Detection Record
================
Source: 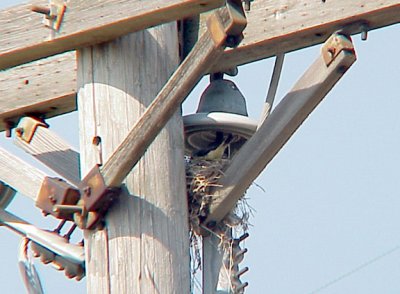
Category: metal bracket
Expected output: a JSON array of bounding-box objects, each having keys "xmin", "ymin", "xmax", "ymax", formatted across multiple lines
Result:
[
  {"xmin": 31, "ymin": 0, "xmax": 66, "ymax": 31},
  {"xmin": 322, "ymin": 33, "xmax": 355, "ymax": 66},
  {"xmin": 36, "ymin": 166, "xmax": 120, "ymax": 229},
  {"xmin": 207, "ymin": 0, "xmax": 246, "ymax": 48},
  {"xmin": 36, "ymin": 177, "xmax": 81, "ymax": 220},
  {"xmin": 15, "ymin": 117, "xmax": 48, "ymax": 143},
  {"xmin": 75, "ymin": 165, "xmax": 120, "ymax": 229}
]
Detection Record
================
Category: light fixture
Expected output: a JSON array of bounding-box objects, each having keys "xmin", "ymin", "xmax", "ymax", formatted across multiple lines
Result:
[{"xmin": 183, "ymin": 73, "xmax": 257, "ymax": 157}]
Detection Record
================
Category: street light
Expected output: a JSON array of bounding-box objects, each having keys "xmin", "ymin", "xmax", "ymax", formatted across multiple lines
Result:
[{"xmin": 183, "ymin": 73, "xmax": 257, "ymax": 158}]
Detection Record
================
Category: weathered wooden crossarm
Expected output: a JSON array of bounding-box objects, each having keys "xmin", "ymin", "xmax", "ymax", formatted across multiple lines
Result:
[
  {"xmin": 1, "ymin": 1, "xmax": 399, "ymax": 132},
  {"xmin": 204, "ymin": 33, "xmax": 357, "ymax": 226},
  {"xmin": 0, "ymin": 147, "xmax": 47, "ymax": 201},
  {"xmin": 0, "ymin": 52, "xmax": 77, "ymax": 132},
  {"xmin": 0, "ymin": 0, "xmax": 224, "ymax": 70},
  {"xmin": 0, "ymin": 208, "xmax": 85, "ymax": 279},
  {"xmin": 14, "ymin": 117, "xmax": 81, "ymax": 185}
]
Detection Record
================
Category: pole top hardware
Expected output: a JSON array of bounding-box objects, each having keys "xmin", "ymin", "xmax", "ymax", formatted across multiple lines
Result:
[
  {"xmin": 209, "ymin": 0, "xmax": 247, "ymax": 48},
  {"xmin": 15, "ymin": 117, "xmax": 48, "ymax": 143},
  {"xmin": 322, "ymin": 33, "xmax": 355, "ymax": 66},
  {"xmin": 31, "ymin": 0, "xmax": 66, "ymax": 32},
  {"xmin": 36, "ymin": 166, "xmax": 120, "ymax": 230},
  {"xmin": 33, "ymin": 0, "xmax": 248, "ymax": 230}
]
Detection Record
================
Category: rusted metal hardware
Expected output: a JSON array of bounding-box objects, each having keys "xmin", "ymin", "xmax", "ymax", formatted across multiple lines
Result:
[
  {"xmin": 15, "ymin": 116, "xmax": 48, "ymax": 143},
  {"xmin": 4, "ymin": 121, "xmax": 14, "ymax": 138},
  {"xmin": 208, "ymin": 0, "xmax": 247, "ymax": 48},
  {"xmin": 75, "ymin": 165, "xmax": 120, "ymax": 229},
  {"xmin": 36, "ymin": 166, "xmax": 120, "ymax": 229},
  {"xmin": 31, "ymin": 0, "xmax": 66, "ymax": 31},
  {"xmin": 322, "ymin": 33, "xmax": 355, "ymax": 66},
  {"xmin": 36, "ymin": 177, "xmax": 80, "ymax": 220}
]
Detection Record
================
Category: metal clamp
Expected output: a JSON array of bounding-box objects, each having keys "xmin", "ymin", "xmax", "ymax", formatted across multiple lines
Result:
[
  {"xmin": 31, "ymin": 0, "xmax": 66, "ymax": 31},
  {"xmin": 322, "ymin": 33, "xmax": 355, "ymax": 66},
  {"xmin": 207, "ymin": 0, "xmax": 247, "ymax": 48},
  {"xmin": 15, "ymin": 117, "xmax": 48, "ymax": 143},
  {"xmin": 36, "ymin": 166, "xmax": 120, "ymax": 230}
]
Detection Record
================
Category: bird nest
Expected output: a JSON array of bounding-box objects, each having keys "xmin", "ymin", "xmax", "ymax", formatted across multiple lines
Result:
[{"xmin": 185, "ymin": 157, "xmax": 252, "ymax": 275}]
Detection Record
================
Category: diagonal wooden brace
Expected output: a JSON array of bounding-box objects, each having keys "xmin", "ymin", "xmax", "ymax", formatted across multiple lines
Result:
[{"xmin": 203, "ymin": 33, "xmax": 357, "ymax": 229}]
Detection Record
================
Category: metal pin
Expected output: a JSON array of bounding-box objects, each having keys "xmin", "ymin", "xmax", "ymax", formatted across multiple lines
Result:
[
  {"xmin": 31, "ymin": 5, "xmax": 51, "ymax": 17},
  {"xmin": 361, "ymin": 24, "xmax": 369, "ymax": 41},
  {"xmin": 53, "ymin": 204, "xmax": 84, "ymax": 214},
  {"xmin": 243, "ymin": 0, "xmax": 253, "ymax": 11},
  {"xmin": 63, "ymin": 223, "xmax": 77, "ymax": 241},
  {"xmin": 4, "ymin": 121, "xmax": 14, "ymax": 138},
  {"xmin": 53, "ymin": 219, "xmax": 67, "ymax": 234}
]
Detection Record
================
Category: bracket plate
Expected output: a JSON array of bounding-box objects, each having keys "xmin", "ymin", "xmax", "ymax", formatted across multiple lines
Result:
[
  {"xmin": 15, "ymin": 117, "xmax": 48, "ymax": 143},
  {"xmin": 322, "ymin": 33, "xmax": 355, "ymax": 66}
]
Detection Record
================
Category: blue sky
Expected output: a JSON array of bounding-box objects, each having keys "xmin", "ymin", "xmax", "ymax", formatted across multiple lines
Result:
[{"xmin": 1, "ymin": 1, "xmax": 400, "ymax": 293}]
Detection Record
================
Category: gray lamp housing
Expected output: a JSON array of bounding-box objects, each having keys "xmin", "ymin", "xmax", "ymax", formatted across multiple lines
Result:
[{"xmin": 183, "ymin": 77, "xmax": 257, "ymax": 157}]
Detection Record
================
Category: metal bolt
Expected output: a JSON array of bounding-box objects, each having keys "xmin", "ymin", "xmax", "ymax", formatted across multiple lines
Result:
[
  {"xmin": 92, "ymin": 136, "xmax": 101, "ymax": 146},
  {"xmin": 84, "ymin": 186, "xmax": 91, "ymax": 197},
  {"xmin": 4, "ymin": 121, "xmax": 14, "ymax": 138},
  {"xmin": 243, "ymin": 0, "xmax": 251, "ymax": 11},
  {"xmin": 15, "ymin": 127, "xmax": 24, "ymax": 137},
  {"xmin": 31, "ymin": 5, "xmax": 51, "ymax": 17},
  {"xmin": 53, "ymin": 204, "xmax": 84, "ymax": 214},
  {"xmin": 49, "ymin": 194, "xmax": 57, "ymax": 204},
  {"xmin": 361, "ymin": 24, "xmax": 368, "ymax": 41}
]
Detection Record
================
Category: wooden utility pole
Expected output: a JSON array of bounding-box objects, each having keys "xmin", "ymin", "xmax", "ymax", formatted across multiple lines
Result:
[{"xmin": 77, "ymin": 22, "xmax": 190, "ymax": 293}]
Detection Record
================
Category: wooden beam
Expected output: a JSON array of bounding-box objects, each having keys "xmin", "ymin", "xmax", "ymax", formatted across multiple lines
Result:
[
  {"xmin": 217, "ymin": 0, "xmax": 400, "ymax": 71},
  {"xmin": 14, "ymin": 117, "xmax": 81, "ymax": 185},
  {"xmin": 0, "ymin": 52, "xmax": 77, "ymax": 132},
  {"xmin": 78, "ymin": 23, "xmax": 191, "ymax": 293},
  {"xmin": 1, "ymin": 0, "xmax": 399, "ymax": 128},
  {"xmin": 0, "ymin": 147, "xmax": 47, "ymax": 201},
  {"xmin": 0, "ymin": 0, "xmax": 224, "ymax": 70},
  {"xmin": 205, "ymin": 36, "xmax": 357, "ymax": 224}
]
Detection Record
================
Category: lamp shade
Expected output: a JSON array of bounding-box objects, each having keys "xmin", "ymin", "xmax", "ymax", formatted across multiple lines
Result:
[{"xmin": 183, "ymin": 78, "xmax": 257, "ymax": 157}]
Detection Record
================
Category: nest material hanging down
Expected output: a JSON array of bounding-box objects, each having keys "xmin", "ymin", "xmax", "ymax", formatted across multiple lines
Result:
[
  {"xmin": 186, "ymin": 157, "xmax": 253, "ymax": 292},
  {"xmin": 186, "ymin": 158, "xmax": 251, "ymax": 235}
]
